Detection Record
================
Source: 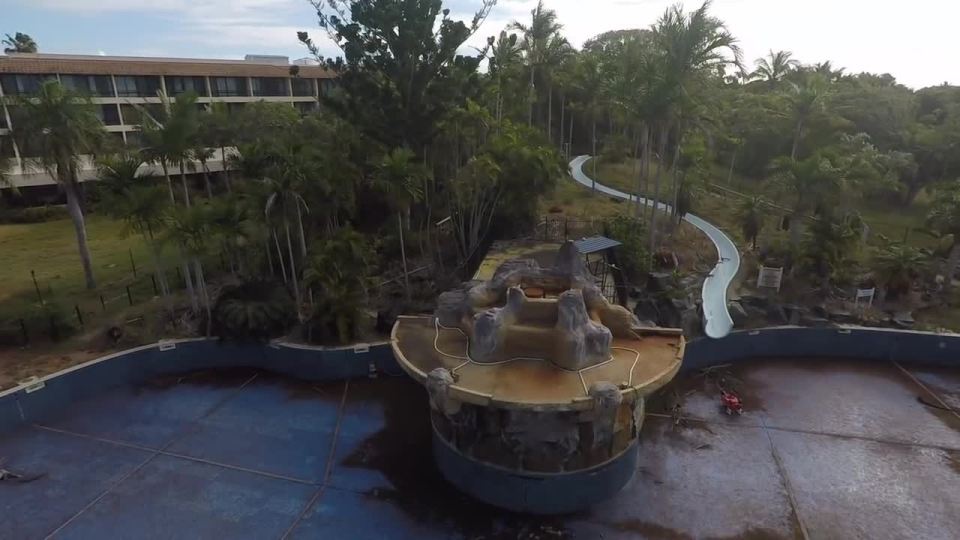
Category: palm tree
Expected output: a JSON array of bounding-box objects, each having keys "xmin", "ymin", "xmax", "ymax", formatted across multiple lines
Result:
[
  {"xmin": 262, "ymin": 146, "xmax": 312, "ymax": 313},
  {"xmin": 9, "ymin": 80, "xmax": 105, "ymax": 289},
  {"xmin": 166, "ymin": 203, "xmax": 215, "ymax": 331},
  {"xmin": 139, "ymin": 91, "xmax": 200, "ymax": 205},
  {"xmin": 752, "ymin": 50, "xmax": 799, "ymax": 86},
  {"xmin": 204, "ymin": 101, "xmax": 236, "ymax": 192},
  {"xmin": 771, "ymin": 153, "xmax": 842, "ymax": 245},
  {"xmin": 509, "ymin": 0, "xmax": 568, "ymax": 129},
  {"xmin": 3, "ymin": 32, "xmax": 38, "ymax": 53},
  {"xmin": 303, "ymin": 227, "xmax": 374, "ymax": 343},
  {"xmin": 737, "ymin": 196, "xmax": 765, "ymax": 249},
  {"xmin": 786, "ymin": 74, "xmax": 830, "ymax": 160},
  {"xmin": 871, "ymin": 239, "xmax": 926, "ymax": 300},
  {"xmin": 373, "ymin": 147, "xmax": 426, "ymax": 301},
  {"xmin": 927, "ymin": 183, "xmax": 960, "ymax": 287},
  {"xmin": 98, "ymin": 154, "xmax": 174, "ymax": 314},
  {"xmin": 646, "ymin": 1, "xmax": 740, "ymax": 251},
  {"xmin": 814, "ymin": 61, "xmax": 845, "ymax": 82},
  {"xmin": 489, "ymin": 31, "xmax": 523, "ymax": 123}
]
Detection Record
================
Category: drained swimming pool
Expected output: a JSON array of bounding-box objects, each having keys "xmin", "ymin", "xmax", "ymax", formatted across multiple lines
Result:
[{"xmin": 1, "ymin": 356, "xmax": 958, "ymax": 539}]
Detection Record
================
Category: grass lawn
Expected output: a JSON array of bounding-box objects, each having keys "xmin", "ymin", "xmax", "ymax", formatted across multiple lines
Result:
[{"xmin": 0, "ymin": 214, "xmax": 176, "ymax": 331}]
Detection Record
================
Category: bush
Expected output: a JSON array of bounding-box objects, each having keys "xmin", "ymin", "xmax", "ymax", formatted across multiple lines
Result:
[
  {"xmin": 605, "ymin": 216, "xmax": 650, "ymax": 281},
  {"xmin": 600, "ymin": 133, "xmax": 632, "ymax": 164},
  {"xmin": 211, "ymin": 280, "xmax": 295, "ymax": 342},
  {"xmin": 0, "ymin": 205, "xmax": 69, "ymax": 224}
]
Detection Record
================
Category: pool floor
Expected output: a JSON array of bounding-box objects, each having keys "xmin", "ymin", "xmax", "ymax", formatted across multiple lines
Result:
[{"xmin": 1, "ymin": 358, "xmax": 959, "ymax": 539}]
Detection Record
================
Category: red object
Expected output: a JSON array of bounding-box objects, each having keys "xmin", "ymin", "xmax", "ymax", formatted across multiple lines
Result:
[{"xmin": 720, "ymin": 391, "xmax": 743, "ymax": 415}]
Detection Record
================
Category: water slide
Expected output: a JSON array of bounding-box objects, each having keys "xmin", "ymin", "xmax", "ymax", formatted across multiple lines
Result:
[{"xmin": 569, "ymin": 155, "xmax": 740, "ymax": 338}]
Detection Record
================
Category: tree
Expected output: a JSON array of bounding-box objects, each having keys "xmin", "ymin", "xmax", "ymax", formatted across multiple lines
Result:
[
  {"xmin": 510, "ymin": 0, "xmax": 572, "ymax": 135},
  {"xmin": 373, "ymin": 147, "xmax": 426, "ymax": 300},
  {"xmin": 166, "ymin": 203, "xmax": 216, "ymax": 332},
  {"xmin": 300, "ymin": 0, "xmax": 495, "ymax": 155},
  {"xmin": 9, "ymin": 80, "xmax": 105, "ymax": 289},
  {"xmin": 97, "ymin": 153, "xmax": 174, "ymax": 314},
  {"xmin": 646, "ymin": 1, "xmax": 740, "ymax": 250},
  {"xmin": 488, "ymin": 31, "xmax": 524, "ymax": 123},
  {"xmin": 3, "ymin": 32, "xmax": 37, "ymax": 53},
  {"xmin": 771, "ymin": 153, "xmax": 843, "ymax": 245},
  {"xmin": 140, "ymin": 91, "xmax": 200, "ymax": 205},
  {"xmin": 737, "ymin": 196, "xmax": 765, "ymax": 249},
  {"xmin": 871, "ymin": 238, "xmax": 927, "ymax": 300},
  {"xmin": 927, "ymin": 182, "xmax": 960, "ymax": 287},
  {"xmin": 786, "ymin": 74, "xmax": 831, "ymax": 160},
  {"xmin": 752, "ymin": 50, "xmax": 799, "ymax": 86},
  {"xmin": 303, "ymin": 227, "xmax": 375, "ymax": 343},
  {"xmin": 204, "ymin": 101, "xmax": 237, "ymax": 192}
]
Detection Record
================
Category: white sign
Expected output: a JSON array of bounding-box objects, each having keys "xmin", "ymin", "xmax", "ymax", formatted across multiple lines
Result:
[
  {"xmin": 855, "ymin": 288, "xmax": 875, "ymax": 308},
  {"xmin": 757, "ymin": 266, "xmax": 784, "ymax": 291}
]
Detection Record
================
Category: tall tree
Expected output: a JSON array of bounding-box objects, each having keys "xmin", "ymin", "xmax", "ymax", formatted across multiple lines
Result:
[
  {"xmin": 10, "ymin": 80, "xmax": 104, "ymax": 288},
  {"xmin": 3, "ymin": 32, "xmax": 37, "ymax": 53},
  {"xmin": 300, "ymin": 0, "xmax": 495, "ymax": 155},
  {"xmin": 752, "ymin": 50, "xmax": 799, "ymax": 86},
  {"xmin": 140, "ymin": 91, "xmax": 200, "ymax": 205},
  {"xmin": 373, "ymin": 147, "xmax": 426, "ymax": 300},
  {"xmin": 509, "ymin": 0, "xmax": 571, "ymax": 132}
]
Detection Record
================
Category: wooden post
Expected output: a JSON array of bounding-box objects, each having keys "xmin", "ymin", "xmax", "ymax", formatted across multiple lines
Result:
[
  {"xmin": 126, "ymin": 285, "xmax": 134, "ymax": 306},
  {"xmin": 75, "ymin": 304, "xmax": 84, "ymax": 327},
  {"xmin": 19, "ymin": 318, "xmax": 28, "ymax": 345},
  {"xmin": 31, "ymin": 270, "xmax": 44, "ymax": 305},
  {"xmin": 129, "ymin": 248, "xmax": 137, "ymax": 278},
  {"xmin": 100, "ymin": 294, "xmax": 106, "ymax": 311}
]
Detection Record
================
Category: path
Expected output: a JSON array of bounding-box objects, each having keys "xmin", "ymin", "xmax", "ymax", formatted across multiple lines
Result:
[{"xmin": 569, "ymin": 155, "xmax": 740, "ymax": 338}]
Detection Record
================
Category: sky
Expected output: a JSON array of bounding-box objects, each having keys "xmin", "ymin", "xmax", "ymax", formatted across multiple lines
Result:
[{"xmin": 1, "ymin": 0, "xmax": 956, "ymax": 89}]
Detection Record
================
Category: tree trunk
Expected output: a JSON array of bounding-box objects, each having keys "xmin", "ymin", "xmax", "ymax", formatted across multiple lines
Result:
[
  {"xmin": 265, "ymin": 238, "xmax": 275, "ymax": 277},
  {"xmin": 161, "ymin": 161, "xmax": 175, "ymax": 203},
  {"xmin": 63, "ymin": 179, "xmax": 97, "ymax": 289},
  {"xmin": 273, "ymin": 229, "xmax": 288, "ymax": 284},
  {"xmin": 591, "ymin": 117, "xmax": 597, "ymax": 186},
  {"xmin": 789, "ymin": 212, "xmax": 803, "ymax": 246},
  {"xmin": 399, "ymin": 212, "xmax": 411, "ymax": 302},
  {"xmin": 202, "ymin": 164, "xmax": 213, "ymax": 198},
  {"xmin": 649, "ymin": 123, "xmax": 668, "ymax": 255},
  {"xmin": 642, "ymin": 126, "xmax": 651, "ymax": 222},
  {"xmin": 568, "ymin": 108, "xmax": 574, "ymax": 154},
  {"xmin": 285, "ymin": 219, "xmax": 302, "ymax": 315},
  {"xmin": 559, "ymin": 95, "xmax": 565, "ymax": 154},
  {"xmin": 220, "ymin": 145, "xmax": 233, "ymax": 193},
  {"xmin": 547, "ymin": 85, "xmax": 553, "ymax": 144},
  {"xmin": 727, "ymin": 146, "xmax": 738, "ymax": 185},
  {"xmin": 791, "ymin": 118, "xmax": 804, "ymax": 161},
  {"xmin": 527, "ymin": 65, "xmax": 535, "ymax": 127},
  {"xmin": 295, "ymin": 201, "xmax": 308, "ymax": 258},
  {"xmin": 179, "ymin": 161, "xmax": 191, "ymax": 207},
  {"xmin": 181, "ymin": 253, "xmax": 198, "ymax": 314}
]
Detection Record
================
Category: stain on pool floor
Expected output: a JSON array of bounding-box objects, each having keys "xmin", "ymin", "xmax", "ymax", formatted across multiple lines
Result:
[{"xmin": 1, "ymin": 359, "xmax": 959, "ymax": 539}]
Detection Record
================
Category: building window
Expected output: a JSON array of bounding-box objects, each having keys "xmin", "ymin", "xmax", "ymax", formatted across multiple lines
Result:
[
  {"xmin": 211, "ymin": 77, "xmax": 248, "ymax": 97},
  {"xmin": 251, "ymin": 77, "xmax": 287, "ymax": 97},
  {"xmin": 114, "ymin": 75, "xmax": 161, "ymax": 97},
  {"xmin": 119, "ymin": 104, "xmax": 162, "ymax": 126},
  {"xmin": 291, "ymin": 77, "xmax": 314, "ymax": 97},
  {"xmin": 165, "ymin": 76, "xmax": 207, "ymax": 97},
  {"xmin": 124, "ymin": 131, "xmax": 143, "ymax": 149},
  {"xmin": 99, "ymin": 104, "xmax": 122, "ymax": 126},
  {"xmin": 60, "ymin": 74, "xmax": 113, "ymax": 97},
  {"xmin": 226, "ymin": 102, "xmax": 246, "ymax": 115},
  {"xmin": 0, "ymin": 74, "xmax": 56, "ymax": 96},
  {"xmin": 319, "ymin": 79, "xmax": 335, "ymax": 96}
]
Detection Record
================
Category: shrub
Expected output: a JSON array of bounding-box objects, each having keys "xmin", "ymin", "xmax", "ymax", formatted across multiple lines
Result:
[
  {"xmin": 605, "ymin": 216, "xmax": 649, "ymax": 281},
  {"xmin": 211, "ymin": 280, "xmax": 295, "ymax": 342},
  {"xmin": 0, "ymin": 205, "xmax": 69, "ymax": 224}
]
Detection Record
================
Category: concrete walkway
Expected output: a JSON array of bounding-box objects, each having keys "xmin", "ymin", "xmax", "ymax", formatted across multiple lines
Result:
[{"xmin": 569, "ymin": 155, "xmax": 740, "ymax": 338}]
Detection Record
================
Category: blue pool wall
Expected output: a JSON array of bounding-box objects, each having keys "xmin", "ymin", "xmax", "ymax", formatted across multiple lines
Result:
[{"xmin": 3, "ymin": 325, "xmax": 960, "ymax": 436}]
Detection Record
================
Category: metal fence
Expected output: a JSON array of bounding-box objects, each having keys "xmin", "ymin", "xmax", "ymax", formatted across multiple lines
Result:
[{"xmin": 534, "ymin": 215, "xmax": 607, "ymax": 243}]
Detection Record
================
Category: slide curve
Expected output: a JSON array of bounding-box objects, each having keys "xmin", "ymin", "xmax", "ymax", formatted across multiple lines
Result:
[{"xmin": 569, "ymin": 155, "xmax": 740, "ymax": 339}]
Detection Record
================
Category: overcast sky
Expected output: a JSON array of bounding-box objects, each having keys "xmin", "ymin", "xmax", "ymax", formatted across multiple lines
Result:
[{"xmin": 3, "ymin": 0, "xmax": 955, "ymax": 89}]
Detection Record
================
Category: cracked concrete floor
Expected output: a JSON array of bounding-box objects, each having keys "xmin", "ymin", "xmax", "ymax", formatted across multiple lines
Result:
[{"xmin": 0, "ymin": 358, "xmax": 958, "ymax": 539}]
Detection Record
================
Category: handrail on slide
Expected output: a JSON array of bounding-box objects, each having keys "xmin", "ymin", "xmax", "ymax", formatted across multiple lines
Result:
[{"xmin": 568, "ymin": 155, "xmax": 740, "ymax": 338}]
